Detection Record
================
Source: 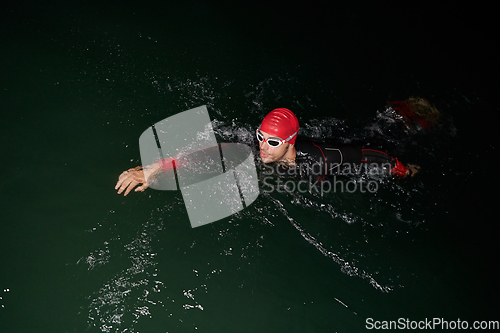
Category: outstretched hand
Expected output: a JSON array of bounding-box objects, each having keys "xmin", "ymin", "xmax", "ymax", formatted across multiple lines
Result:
[{"xmin": 115, "ymin": 166, "xmax": 149, "ymax": 196}]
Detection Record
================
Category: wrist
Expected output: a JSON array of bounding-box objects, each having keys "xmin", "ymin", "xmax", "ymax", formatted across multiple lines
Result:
[{"xmin": 391, "ymin": 159, "xmax": 408, "ymax": 177}]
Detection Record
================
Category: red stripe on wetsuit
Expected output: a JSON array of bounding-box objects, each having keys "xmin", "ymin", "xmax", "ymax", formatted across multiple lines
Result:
[{"xmin": 361, "ymin": 149, "xmax": 408, "ymax": 177}]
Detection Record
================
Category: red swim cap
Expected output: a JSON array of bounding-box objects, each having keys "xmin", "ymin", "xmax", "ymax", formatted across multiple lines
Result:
[{"xmin": 259, "ymin": 108, "xmax": 299, "ymax": 145}]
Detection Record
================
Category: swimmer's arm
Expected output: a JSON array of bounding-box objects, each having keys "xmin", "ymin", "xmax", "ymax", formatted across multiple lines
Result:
[
  {"xmin": 115, "ymin": 156, "xmax": 180, "ymax": 196},
  {"xmin": 361, "ymin": 149, "xmax": 419, "ymax": 177}
]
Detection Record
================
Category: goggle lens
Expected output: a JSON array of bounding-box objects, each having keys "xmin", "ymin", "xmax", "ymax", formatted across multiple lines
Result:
[{"xmin": 256, "ymin": 131, "xmax": 283, "ymax": 147}]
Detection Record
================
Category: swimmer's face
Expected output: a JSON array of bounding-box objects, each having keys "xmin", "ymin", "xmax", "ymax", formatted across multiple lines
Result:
[{"xmin": 258, "ymin": 130, "xmax": 292, "ymax": 163}]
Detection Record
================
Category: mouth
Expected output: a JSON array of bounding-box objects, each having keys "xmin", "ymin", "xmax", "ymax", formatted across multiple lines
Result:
[{"xmin": 260, "ymin": 151, "xmax": 269, "ymax": 158}]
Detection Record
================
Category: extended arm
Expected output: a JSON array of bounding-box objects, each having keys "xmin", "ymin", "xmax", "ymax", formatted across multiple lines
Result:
[
  {"xmin": 115, "ymin": 156, "xmax": 182, "ymax": 196},
  {"xmin": 361, "ymin": 149, "xmax": 419, "ymax": 177}
]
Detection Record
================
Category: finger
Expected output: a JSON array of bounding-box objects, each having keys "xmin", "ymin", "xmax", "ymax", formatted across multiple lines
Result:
[
  {"xmin": 116, "ymin": 173, "xmax": 133, "ymax": 190},
  {"xmin": 118, "ymin": 171, "xmax": 129, "ymax": 180},
  {"xmin": 116, "ymin": 170, "xmax": 133, "ymax": 189},
  {"xmin": 116, "ymin": 167, "xmax": 142, "ymax": 189},
  {"xmin": 117, "ymin": 177, "xmax": 135, "ymax": 195},
  {"xmin": 123, "ymin": 180, "xmax": 139, "ymax": 196},
  {"xmin": 115, "ymin": 177, "xmax": 125, "ymax": 190},
  {"xmin": 135, "ymin": 183, "xmax": 150, "ymax": 192}
]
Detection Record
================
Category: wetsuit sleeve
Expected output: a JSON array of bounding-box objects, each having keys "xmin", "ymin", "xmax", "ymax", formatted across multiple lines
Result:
[
  {"xmin": 160, "ymin": 157, "xmax": 177, "ymax": 173},
  {"xmin": 361, "ymin": 149, "xmax": 408, "ymax": 177},
  {"xmin": 159, "ymin": 145, "xmax": 222, "ymax": 174}
]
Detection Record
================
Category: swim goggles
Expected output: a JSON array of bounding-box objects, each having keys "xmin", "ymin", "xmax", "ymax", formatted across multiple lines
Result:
[{"xmin": 256, "ymin": 127, "xmax": 297, "ymax": 148}]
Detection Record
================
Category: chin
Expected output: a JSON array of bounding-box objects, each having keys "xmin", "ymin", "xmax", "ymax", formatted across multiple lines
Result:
[{"xmin": 260, "ymin": 154, "xmax": 275, "ymax": 163}]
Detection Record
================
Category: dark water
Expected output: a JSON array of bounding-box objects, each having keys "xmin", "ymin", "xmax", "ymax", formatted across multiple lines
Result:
[{"xmin": 1, "ymin": 1, "xmax": 498, "ymax": 332}]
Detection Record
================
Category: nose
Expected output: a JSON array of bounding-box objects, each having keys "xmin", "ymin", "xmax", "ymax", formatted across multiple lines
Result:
[{"xmin": 260, "ymin": 140, "xmax": 271, "ymax": 151}]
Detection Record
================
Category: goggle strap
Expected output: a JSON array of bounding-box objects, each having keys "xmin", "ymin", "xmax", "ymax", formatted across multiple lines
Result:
[
  {"xmin": 257, "ymin": 126, "xmax": 297, "ymax": 143},
  {"xmin": 285, "ymin": 131, "xmax": 297, "ymax": 142}
]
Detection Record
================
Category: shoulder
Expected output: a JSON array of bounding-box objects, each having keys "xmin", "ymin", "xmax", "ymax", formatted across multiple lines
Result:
[
  {"xmin": 294, "ymin": 136, "xmax": 348, "ymax": 154},
  {"xmin": 295, "ymin": 136, "xmax": 363, "ymax": 163},
  {"xmin": 294, "ymin": 137, "xmax": 323, "ymax": 154}
]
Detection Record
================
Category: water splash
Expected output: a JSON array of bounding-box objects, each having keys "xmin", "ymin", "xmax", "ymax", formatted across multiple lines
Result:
[
  {"xmin": 269, "ymin": 194, "xmax": 393, "ymax": 292},
  {"xmin": 85, "ymin": 220, "xmax": 160, "ymax": 332}
]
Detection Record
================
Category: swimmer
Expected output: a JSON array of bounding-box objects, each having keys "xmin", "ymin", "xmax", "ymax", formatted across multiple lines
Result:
[
  {"xmin": 116, "ymin": 108, "xmax": 419, "ymax": 196},
  {"xmin": 255, "ymin": 108, "xmax": 419, "ymax": 183}
]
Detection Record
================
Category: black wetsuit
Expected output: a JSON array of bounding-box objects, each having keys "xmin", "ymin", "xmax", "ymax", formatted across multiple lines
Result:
[{"xmin": 270, "ymin": 137, "xmax": 407, "ymax": 182}]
